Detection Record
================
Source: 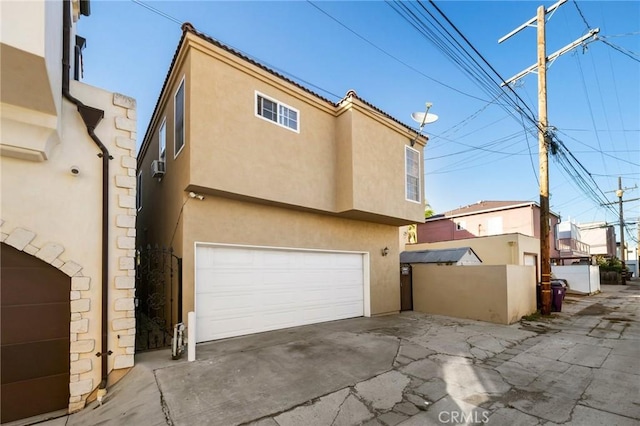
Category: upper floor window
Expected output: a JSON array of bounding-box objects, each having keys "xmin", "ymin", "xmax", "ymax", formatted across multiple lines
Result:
[
  {"xmin": 174, "ymin": 78, "xmax": 185, "ymax": 158},
  {"xmin": 405, "ymin": 146, "xmax": 421, "ymax": 203},
  {"xmin": 255, "ymin": 91, "xmax": 299, "ymax": 132},
  {"xmin": 159, "ymin": 118, "xmax": 166, "ymax": 162},
  {"xmin": 136, "ymin": 172, "xmax": 142, "ymax": 211}
]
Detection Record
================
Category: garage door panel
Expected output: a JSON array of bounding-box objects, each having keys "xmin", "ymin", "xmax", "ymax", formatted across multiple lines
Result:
[
  {"xmin": 197, "ymin": 316, "xmax": 253, "ymax": 341},
  {"xmin": 1, "ymin": 268, "xmax": 70, "ymax": 305},
  {"xmin": 263, "ymin": 250, "xmax": 293, "ymax": 266},
  {"xmin": 261, "ymin": 290, "xmax": 298, "ymax": 306},
  {"xmin": 261, "ymin": 309, "xmax": 304, "ymax": 328},
  {"xmin": 334, "ymin": 269, "xmax": 364, "ymax": 281},
  {"xmin": 1, "ymin": 373, "xmax": 69, "ymax": 424},
  {"xmin": 198, "ymin": 270, "xmax": 258, "ymax": 290},
  {"xmin": 197, "ymin": 293, "xmax": 254, "ymax": 312},
  {"xmin": 1, "ymin": 339, "xmax": 69, "ymax": 384},
  {"xmin": 1, "ymin": 243, "xmax": 70, "ymax": 423},
  {"xmin": 1, "ymin": 303, "xmax": 70, "ymax": 345},
  {"xmin": 263, "ymin": 271, "xmax": 296, "ymax": 285},
  {"xmin": 334, "ymin": 255, "xmax": 363, "ymax": 268},
  {"xmin": 196, "ymin": 246, "xmax": 365, "ymax": 342},
  {"xmin": 330, "ymin": 287, "xmax": 364, "ymax": 302}
]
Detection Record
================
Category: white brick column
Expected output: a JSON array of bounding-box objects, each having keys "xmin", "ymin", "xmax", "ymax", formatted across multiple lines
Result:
[{"xmin": 111, "ymin": 92, "xmax": 138, "ymax": 372}]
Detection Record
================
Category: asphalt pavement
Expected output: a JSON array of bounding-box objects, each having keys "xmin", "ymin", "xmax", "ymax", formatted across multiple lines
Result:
[{"xmin": 30, "ymin": 282, "xmax": 640, "ymax": 426}]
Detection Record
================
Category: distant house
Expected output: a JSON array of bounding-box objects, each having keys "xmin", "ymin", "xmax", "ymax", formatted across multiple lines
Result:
[
  {"xmin": 1, "ymin": 0, "xmax": 137, "ymax": 422},
  {"xmin": 556, "ymin": 221, "xmax": 590, "ymax": 262},
  {"xmin": 414, "ymin": 201, "xmax": 561, "ymax": 281},
  {"xmin": 417, "ymin": 200, "xmax": 560, "ymax": 250},
  {"xmin": 578, "ymin": 222, "xmax": 616, "ymax": 258},
  {"xmin": 136, "ymin": 24, "xmax": 425, "ymax": 344}
]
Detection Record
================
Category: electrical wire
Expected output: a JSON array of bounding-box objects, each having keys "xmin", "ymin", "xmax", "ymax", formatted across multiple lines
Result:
[
  {"xmin": 386, "ymin": 0, "xmax": 539, "ymax": 131},
  {"xmin": 131, "ymin": 0, "xmax": 183, "ymax": 25},
  {"xmin": 305, "ymin": 0, "xmax": 492, "ymax": 102},
  {"xmin": 572, "ymin": 0, "xmax": 591, "ymax": 31},
  {"xmin": 597, "ymin": 38, "xmax": 640, "ymax": 63},
  {"xmin": 556, "ymin": 130, "xmax": 640, "ymax": 167}
]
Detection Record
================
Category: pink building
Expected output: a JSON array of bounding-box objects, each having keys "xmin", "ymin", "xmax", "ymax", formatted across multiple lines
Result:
[{"xmin": 417, "ymin": 201, "xmax": 560, "ymax": 259}]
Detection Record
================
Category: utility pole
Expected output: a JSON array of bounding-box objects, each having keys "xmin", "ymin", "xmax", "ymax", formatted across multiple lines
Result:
[
  {"xmin": 499, "ymin": 0, "xmax": 599, "ymax": 315},
  {"xmin": 603, "ymin": 178, "xmax": 639, "ymax": 284},
  {"xmin": 536, "ymin": 6, "xmax": 552, "ymax": 315},
  {"xmin": 617, "ymin": 177, "xmax": 626, "ymax": 284}
]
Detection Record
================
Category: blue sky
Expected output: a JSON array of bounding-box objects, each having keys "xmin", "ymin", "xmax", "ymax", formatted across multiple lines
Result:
[{"xmin": 78, "ymin": 1, "xmax": 640, "ymax": 248}]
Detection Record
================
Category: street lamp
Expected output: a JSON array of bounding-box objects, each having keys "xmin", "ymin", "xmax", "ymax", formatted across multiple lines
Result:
[{"xmin": 410, "ymin": 102, "xmax": 439, "ymax": 146}]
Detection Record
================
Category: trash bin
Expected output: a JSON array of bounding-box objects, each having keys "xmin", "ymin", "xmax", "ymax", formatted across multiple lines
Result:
[{"xmin": 551, "ymin": 281, "xmax": 566, "ymax": 312}]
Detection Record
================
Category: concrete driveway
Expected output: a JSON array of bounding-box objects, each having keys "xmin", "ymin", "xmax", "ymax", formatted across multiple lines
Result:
[{"xmin": 37, "ymin": 284, "xmax": 640, "ymax": 426}]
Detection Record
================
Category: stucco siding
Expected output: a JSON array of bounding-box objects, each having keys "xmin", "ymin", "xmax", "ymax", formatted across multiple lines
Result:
[
  {"xmin": 412, "ymin": 264, "xmax": 535, "ymax": 324},
  {"xmin": 136, "ymin": 55, "xmax": 192, "ymax": 256},
  {"xmin": 348, "ymin": 107, "xmax": 423, "ymax": 222},
  {"xmin": 188, "ymin": 41, "xmax": 337, "ymax": 212},
  {"xmin": 506, "ymin": 265, "xmax": 537, "ymax": 323},
  {"xmin": 138, "ymin": 32, "xmax": 426, "ymax": 226}
]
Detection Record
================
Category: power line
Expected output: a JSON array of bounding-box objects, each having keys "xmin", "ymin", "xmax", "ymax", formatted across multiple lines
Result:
[
  {"xmin": 598, "ymin": 38, "xmax": 640, "ymax": 63},
  {"xmin": 131, "ymin": 0, "xmax": 182, "ymax": 25},
  {"xmin": 305, "ymin": 0, "xmax": 491, "ymax": 102},
  {"xmin": 561, "ymin": 128, "xmax": 639, "ymax": 132},
  {"xmin": 386, "ymin": 0, "xmax": 539, "ymax": 132},
  {"xmin": 572, "ymin": 44, "xmax": 611, "ymax": 180},
  {"xmin": 426, "ymin": 129, "xmax": 533, "ymax": 160},
  {"xmin": 425, "ymin": 0, "xmax": 541, "ymax": 128},
  {"xmin": 572, "ymin": 0, "xmax": 591, "ymax": 30},
  {"xmin": 556, "ymin": 129, "xmax": 640, "ymax": 167}
]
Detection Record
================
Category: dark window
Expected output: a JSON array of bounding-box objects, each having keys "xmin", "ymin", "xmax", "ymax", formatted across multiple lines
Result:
[{"xmin": 174, "ymin": 79, "xmax": 185, "ymax": 157}]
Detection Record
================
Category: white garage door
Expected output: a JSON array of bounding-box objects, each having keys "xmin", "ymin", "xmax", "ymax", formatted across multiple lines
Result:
[{"xmin": 195, "ymin": 245, "xmax": 365, "ymax": 342}]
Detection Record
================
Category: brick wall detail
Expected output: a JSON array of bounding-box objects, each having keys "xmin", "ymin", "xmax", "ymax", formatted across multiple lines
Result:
[{"xmin": 111, "ymin": 92, "xmax": 137, "ymax": 373}]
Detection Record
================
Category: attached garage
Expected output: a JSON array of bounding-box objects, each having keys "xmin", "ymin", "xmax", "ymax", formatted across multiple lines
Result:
[
  {"xmin": 1, "ymin": 243, "xmax": 70, "ymax": 423},
  {"xmin": 195, "ymin": 244, "xmax": 368, "ymax": 342}
]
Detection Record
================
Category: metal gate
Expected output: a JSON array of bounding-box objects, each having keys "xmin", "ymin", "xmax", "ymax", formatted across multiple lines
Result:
[{"xmin": 135, "ymin": 246, "xmax": 182, "ymax": 352}]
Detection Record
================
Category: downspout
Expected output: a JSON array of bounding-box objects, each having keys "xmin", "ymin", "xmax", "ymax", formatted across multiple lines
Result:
[{"xmin": 63, "ymin": 0, "xmax": 111, "ymax": 391}]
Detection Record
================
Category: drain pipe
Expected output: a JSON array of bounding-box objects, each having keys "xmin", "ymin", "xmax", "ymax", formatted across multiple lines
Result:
[{"xmin": 62, "ymin": 0, "xmax": 111, "ymax": 392}]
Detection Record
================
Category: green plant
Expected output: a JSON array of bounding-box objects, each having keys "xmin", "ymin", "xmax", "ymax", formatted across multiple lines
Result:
[
  {"xmin": 521, "ymin": 311, "xmax": 542, "ymax": 321},
  {"xmin": 596, "ymin": 256, "xmax": 625, "ymax": 273}
]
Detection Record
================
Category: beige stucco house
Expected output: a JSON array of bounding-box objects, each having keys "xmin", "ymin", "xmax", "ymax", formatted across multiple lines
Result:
[
  {"xmin": 137, "ymin": 23, "xmax": 426, "ymax": 344},
  {"xmin": 1, "ymin": 0, "xmax": 137, "ymax": 422}
]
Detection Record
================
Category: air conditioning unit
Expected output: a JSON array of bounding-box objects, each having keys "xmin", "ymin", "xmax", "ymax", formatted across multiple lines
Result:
[{"xmin": 151, "ymin": 160, "xmax": 165, "ymax": 178}]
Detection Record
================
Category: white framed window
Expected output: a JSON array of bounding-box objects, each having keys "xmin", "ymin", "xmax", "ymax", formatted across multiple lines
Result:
[
  {"xmin": 255, "ymin": 91, "xmax": 299, "ymax": 132},
  {"xmin": 405, "ymin": 145, "xmax": 421, "ymax": 203},
  {"xmin": 174, "ymin": 77, "xmax": 185, "ymax": 158},
  {"xmin": 159, "ymin": 118, "xmax": 166, "ymax": 162},
  {"xmin": 136, "ymin": 171, "xmax": 142, "ymax": 211},
  {"xmin": 456, "ymin": 221, "xmax": 466, "ymax": 231}
]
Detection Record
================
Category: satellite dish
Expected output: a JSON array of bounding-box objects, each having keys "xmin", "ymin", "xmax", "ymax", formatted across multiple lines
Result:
[{"xmin": 411, "ymin": 112, "xmax": 439, "ymax": 125}]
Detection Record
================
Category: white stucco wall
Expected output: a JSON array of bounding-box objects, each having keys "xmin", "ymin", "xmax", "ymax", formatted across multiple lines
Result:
[{"xmin": 552, "ymin": 265, "xmax": 601, "ymax": 295}]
